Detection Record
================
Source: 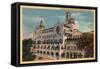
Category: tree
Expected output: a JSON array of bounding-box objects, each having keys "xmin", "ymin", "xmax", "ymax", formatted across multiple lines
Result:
[
  {"xmin": 22, "ymin": 38, "xmax": 35, "ymax": 61},
  {"xmin": 77, "ymin": 32, "xmax": 94, "ymax": 58}
]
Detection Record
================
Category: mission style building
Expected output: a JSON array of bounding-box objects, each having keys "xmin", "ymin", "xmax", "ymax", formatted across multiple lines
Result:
[{"xmin": 30, "ymin": 12, "xmax": 85, "ymax": 60}]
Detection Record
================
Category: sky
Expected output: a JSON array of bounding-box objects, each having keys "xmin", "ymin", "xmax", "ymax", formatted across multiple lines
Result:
[{"xmin": 22, "ymin": 7, "xmax": 94, "ymax": 38}]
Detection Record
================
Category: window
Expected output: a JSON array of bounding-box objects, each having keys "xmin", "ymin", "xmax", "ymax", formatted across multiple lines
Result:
[
  {"xmin": 66, "ymin": 53, "xmax": 69, "ymax": 58},
  {"xmin": 43, "ymin": 51, "xmax": 45, "ymax": 54},
  {"xmin": 56, "ymin": 53, "xmax": 59, "ymax": 59},
  {"xmin": 47, "ymin": 51, "xmax": 49, "ymax": 55},
  {"xmin": 51, "ymin": 52, "xmax": 54, "ymax": 56},
  {"xmin": 61, "ymin": 53, "xmax": 65, "ymax": 58}
]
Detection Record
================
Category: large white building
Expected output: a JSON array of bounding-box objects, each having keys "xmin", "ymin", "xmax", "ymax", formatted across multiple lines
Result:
[{"xmin": 31, "ymin": 12, "xmax": 85, "ymax": 60}]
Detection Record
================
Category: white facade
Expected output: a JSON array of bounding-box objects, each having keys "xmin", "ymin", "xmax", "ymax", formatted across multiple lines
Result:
[{"xmin": 31, "ymin": 12, "xmax": 85, "ymax": 60}]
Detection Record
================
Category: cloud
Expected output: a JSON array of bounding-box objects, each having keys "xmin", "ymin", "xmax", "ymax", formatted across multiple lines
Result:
[
  {"xmin": 71, "ymin": 12, "xmax": 82, "ymax": 16},
  {"xmin": 71, "ymin": 11, "xmax": 94, "ymax": 32},
  {"xmin": 75, "ymin": 20, "xmax": 93, "ymax": 32},
  {"xmin": 75, "ymin": 20, "xmax": 80, "ymax": 28},
  {"xmin": 78, "ymin": 21, "xmax": 93, "ymax": 32}
]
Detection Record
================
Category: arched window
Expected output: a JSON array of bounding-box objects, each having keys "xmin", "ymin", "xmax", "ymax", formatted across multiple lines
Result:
[
  {"xmin": 37, "ymin": 50, "xmax": 39, "ymax": 53},
  {"xmin": 66, "ymin": 52, "xmax": 69, "ymax": 58},
  {"xmin": 40, "ymin": 51, "xmax": 42, "ymax": 54},
  {"xmin": 47, "ymin": 40, "xmax": 49, "ymax": 44},
  {"xmin": 37, "ymin": 40, "xmax": 41, "ymax": 44},
  {"xmin": 47, "ymin": 51, "xmax": 50, "ymax": 55},
  {"xmin": 44, "ymin": 45, "xmax": 46, "ymax": 49},
  {"xmin": 43, "ymin": 51, "xmax": 45, "ymax": 54},
  {"xmin": 33, "ymin": 40, "xmax": 36, "ymax": 44},
  {"xmin": 47, "ymin": 45, "xmax": 50, "ymax": 49},
  {"xmin": 73, "ymin": 53, "xmax": 77, "ymax": 58},
  {"xmin": 56, "ymin": 45, "xmax": 59, "ymax": 50},
  {"xmin": 51, "ymin": 52, "xmax": 54, "ymax": 57},
  {"xmin": 56, "ymin": 53, "xmax": 59, "ymax": 59},
  {"xmin": 61, "ymin": 53, "xmax": 65, "ymax": 58}
]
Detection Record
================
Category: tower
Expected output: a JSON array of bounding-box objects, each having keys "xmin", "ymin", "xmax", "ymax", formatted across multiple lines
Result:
[
  {"xmin": 65, "ymin": 12, "xmax": 75, "ymax": 24},
  {"xmin": 37, "ymin": 16, "xmax": 45, "ymax": 33},
  {"xmin": 65, "ymin": 12, "xmax": 71, "ymax": 24},
  {"xmin": 65, "ymin": 11, "xmax": 77, "ymax": 32}
]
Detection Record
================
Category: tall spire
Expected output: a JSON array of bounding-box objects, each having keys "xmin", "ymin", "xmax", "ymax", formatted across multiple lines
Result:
[
  {"xmin": 65, "ymin": 11, "xmax": 77, "ymax": 31},
  {"xmin": 39, "ymin": 16, "xmax": 45, "ymax": 28},
  {"xmin": 36, "ymin": 16, "xmax": 45, "ymax": 33},
  {"xmin": 66, "ymin": 12, "xmax": 71, "ymax": 22},
  {"xmin": 65, "ymin": 11, "xmax": 75, "ymax": 24}
]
